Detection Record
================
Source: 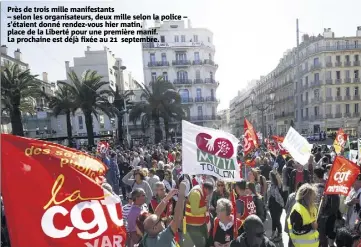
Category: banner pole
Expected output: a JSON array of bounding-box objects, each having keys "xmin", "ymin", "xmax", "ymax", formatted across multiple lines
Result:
[{"xmin": 316, "ymin": 195, "xmax": 324, "ymax": 220}]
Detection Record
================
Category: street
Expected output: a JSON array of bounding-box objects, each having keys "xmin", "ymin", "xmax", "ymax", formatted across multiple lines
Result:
[{"xmin": 264, "ymin": 211, "xmax": 288, "ymax": 247}]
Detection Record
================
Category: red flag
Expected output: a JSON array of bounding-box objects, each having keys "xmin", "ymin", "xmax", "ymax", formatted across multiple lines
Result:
[
  {"xmin": 1, "ymin": 134, "xmax": 126, "ymax": 247},
  {"xmin": 324, "ymin": 156, "xmax": 359, "ymax": 196},
  {"xmin": 271, "ymin": 135, "xmax": 289, "ymax": 155},
  {"xmin": 243, "ymin": 118, "xmax": 259, "ymax": 156},
  {"xmin": 97, "ymin": 141, "xmax": 110, "ymax": 154},
  {"xmin": 230, "ymin": 189, "xmax": 238, "ymax": 238},
  {"xmin": 333, "ymin": 128, "xmax": 348, "ymax": 154}
]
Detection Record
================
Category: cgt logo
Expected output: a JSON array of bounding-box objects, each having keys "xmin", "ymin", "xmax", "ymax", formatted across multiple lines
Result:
[{"xmin": 333, "ymin": 170, "xmax": 352, "ymax": 184}]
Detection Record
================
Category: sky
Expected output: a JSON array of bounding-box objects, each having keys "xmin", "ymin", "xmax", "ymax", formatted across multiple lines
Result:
[{"xmin": 1, "ymin": 0, "xmax": 361, "ymax": 110}]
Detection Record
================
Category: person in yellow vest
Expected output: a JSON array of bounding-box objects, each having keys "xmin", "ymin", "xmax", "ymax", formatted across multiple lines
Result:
[
  {"xmin": 184, "ymin": 181, "xmax": 214, "ymax": 247},
  {"xmin": 287, "ymin": 183, "xmax": 319, "ymax": 247}
]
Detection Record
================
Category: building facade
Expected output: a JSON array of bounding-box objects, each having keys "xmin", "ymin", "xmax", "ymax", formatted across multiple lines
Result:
[
  {"xmin": 141, "ymin": 20, "xmax": 221, "ymax": 128},
  {"xmin": 230, "ymin": 27, "xmax": 361, "ymax": 138},
  {"xmin": 217, "ymin": 108, "xmax": 230, "ymax": 132}
]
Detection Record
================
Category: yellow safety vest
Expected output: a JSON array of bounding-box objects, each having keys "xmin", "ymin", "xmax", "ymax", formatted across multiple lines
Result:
[{"xmin": 287, "ymin": 202, "xmax": 319, "ymax": 247}]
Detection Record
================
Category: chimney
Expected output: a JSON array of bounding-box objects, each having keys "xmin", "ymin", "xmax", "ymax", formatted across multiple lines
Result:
[
  {"xmin": 323, "ymin": 28, "xmax": 334, "ymax": 38},
  {"xmin": 1, "ymin": 45, "xmax": 8, "ymax": 55},
  {"xmin": 86, "ymin": 46, "xmax": 91, "ymax": 51},
  {"xmin": 42, "ymin": 72, "xmax": 48, "ymax": 82},
  {"xmin": 357, "ymin": 26, "xmax": 361, "ymax": 37},
  {"xmin": 14, "ymin": 48, "xmax": 22, "ymax": 61}
]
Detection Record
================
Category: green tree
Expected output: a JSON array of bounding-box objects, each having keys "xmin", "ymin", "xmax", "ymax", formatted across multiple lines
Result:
[
  {"xmin": 48, "ymin": 85, "xmax": 76, "ymax": 147},
  {"xmin": 1, "ymin": 63, "xmax": 41, "ymax": 136},
  {"xmin": 129, "ymin": 78, "xmax": 184, "ymax": 143},
  {"xmin": 59, "ymin": 70, "xmax": 113, "ymax": 149}
]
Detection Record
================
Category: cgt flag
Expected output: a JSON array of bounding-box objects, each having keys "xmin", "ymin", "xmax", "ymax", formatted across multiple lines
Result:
[
  {"xmin": 1, "ymin": 134, "xmax": 126, "ymax": 247},
  {"xmin": 324, "ymin": 156, "xmax": 359, "ymax": 196}
]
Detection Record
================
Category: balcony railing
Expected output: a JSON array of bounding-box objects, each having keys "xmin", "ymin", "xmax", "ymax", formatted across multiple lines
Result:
[
  {"xmin": 354, "ymin": 78, "xmax": 360, "ymax": 83},
  {"xmin": 344, "ymin": 95, "xmax": 351, "ymax": 101},
  {"xmin": 190, "ymin": 115, "xmax": 219, "ymax": 121},
  {"xmin": 275, "ymin": 112, "xmax": 294, "ymax": 119},
  {"xmin": 192, "ymin": 60, "xmax": 203, "ymax": 65},
  {"xmin": 335, "ymin": 113, "xmax": 342, "ymax": 118},
  {"xmin": 325, "ymin": 79, "xmax": 333, "ymax": 84},
  {"xmin": 335, "ymin": 96, "xmax": 342, "ymax": 101},
  {"xmin": 326, "ymin": 96, "xmax": 334, "ymax": 101},
  {"xmin": 181, "ymin": 98, "xmax": 194, "ymax": 104},
  {"xmin": 354, "ymin": 95, "xmax": 360, "ymax": 100},
  {"xmin": 335, "ymin": 61, "xmax": 342, "ymax": 67},
  {"xmin": 309, "ymin": 115, "xmax": 323, "ymax": 121},
  {"xmin": 310, "ymin": 80, "xmax": 322, "ymax": 87},
  {"xmin": 148, "ymin": 61, "xmax": 169, "ymax": 67},
  {"xmin": 354, "ymin": 112, "xmax": 361, "ymax": 117},
  {"xmin": 344, "ymin": 113, "xmax": 352, "ymax": 118},
  {"xmin": 193, "ymin": 79, "xmax": 204, "ymax": 84},
  {"xmin": 302, "ymin": 116, "xmax": 309, "ymax": 121},
  {"xmin": 326, "ymin": 62, "xmax": 333, "ymax": 67},
  {"xmin": 344, "ymin": 78, "xmax": 351, "ymax": 83},
  {"xmin": 325, "ymin": 113, "xmax": 333, "ymax": 118},
  {"xmin": 173, "ymin": 79, "xmax": 192, "ymax": 85},
  {"xmin": 172, "ymin": 60, "xmax": 191, "ymax": 66},
  {"xmin": 204, "ymin": 78, "xmax": 219, "ymax": 85},
  {"xmin": 142, "ymin": 41, "xmax": 215, "ymax": 50},
  {"xmin": 310, "ymin": 63, "xmax": 322, "ymax": 71},
  {"xmin": 194, "ymin": 97, "xmax": 205, "ymax": 102},
  {"xmin": 354, "ymin": 61, "xmax": 360, "ymax": 66},
  {"xmin": 205, "ymin": 96, "xmax": 219, "ymax": 103},
  {"xmin": 311, "ymin": 97, "xmax": 323, "ymax": 103},
  {"xmin": 335, "ymin": 79, "xmax": 342, "ymax": 84},
  {"xmin": 203, "ymin": 59, "xmax": 218, "ymax": 67},
  {"xmin": 302, "ymin": 83, "xmax": 309, "ymax": 90},
  {"xmin": 344, "ymin": 61, "xmax": 352, "ymax": 67}
]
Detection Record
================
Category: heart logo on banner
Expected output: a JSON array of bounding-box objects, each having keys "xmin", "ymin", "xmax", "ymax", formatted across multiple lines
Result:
[{"xmin": 196, "ymin": 133, "xmax": 234, "ymax": 159}]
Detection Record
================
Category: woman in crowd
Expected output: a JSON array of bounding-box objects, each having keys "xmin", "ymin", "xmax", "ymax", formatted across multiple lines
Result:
[
  {"xmin": 288, "ymin": 183, "xmax": 319, "ymax": 247},
  {"xmin": 247, "ymin": 168, "xmax": 267, "ymax": 197},
  {"xmin": 122, "ymin": 168, "xmax": 153, "ymax": 204},
  {"xmin": 248, "ymin": 182, "xmax": 266, "ymax": 222},
  {"xmin": 210, "ymin": 180, "xmax": 230, "ymax": 218},
  {"xmin": 267, "ymin": 170, "xmax": 284, "ymax": 241}
]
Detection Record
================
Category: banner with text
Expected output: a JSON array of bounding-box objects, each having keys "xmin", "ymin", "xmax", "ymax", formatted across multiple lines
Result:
[
  {"xmin": 333, "ymin": 128, "xmax": 347, "ymax": 154},
  {"xmin": 182, "ymin": 120, "xmax": 241, "ymax": 181},
  {"xmin": 282, "ymin": 127, "xmax": 311, "ymax": 165},
  {"xmin": 1, "ymin": 134, "xmax": 126, "ymax": 247},
  {"xmin": 324, "ymin": 156, "xmax": 359, "ymax": 195}
]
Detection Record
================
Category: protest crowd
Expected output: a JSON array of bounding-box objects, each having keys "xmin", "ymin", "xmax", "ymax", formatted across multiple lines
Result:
[{"xmin": 1, "ymin": 120, "xmax": 361, "ymax": 247}]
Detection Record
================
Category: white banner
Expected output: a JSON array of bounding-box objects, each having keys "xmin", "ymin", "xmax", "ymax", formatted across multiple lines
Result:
[
  {"xmin": 358, "ymin": 138, "xmax": 361, "ymax": 165},
  {"xmin": 282, "ymin": 127, "xmax": 311, "ymax": 165},
  {"xmin": 181, "ymin": 120, "xmax": 241, "ymax": 182}
]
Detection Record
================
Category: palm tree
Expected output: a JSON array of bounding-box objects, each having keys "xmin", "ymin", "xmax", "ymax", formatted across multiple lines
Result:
[
  {"xmin": 1, "ymin": 63, "xmax": 41, "ymax": 136},
  {"xmin": 59, "ymin": 70, "xmax": 114, "ymax": 149},
  {"xmin": 109, "ymin": 85, "xmax": 133, "ymax": 144},
  {"xmin": 48, "ymin": 85, "xmax": 76, "ymax": 147},
  {"xmin": 129, "ymin": 77, "xmax": 184, "ymax": 143}
]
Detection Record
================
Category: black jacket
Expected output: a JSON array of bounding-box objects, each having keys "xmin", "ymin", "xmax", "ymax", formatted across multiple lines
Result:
[{"xmin": 230, "ymin": 233, "xmax": 276, "ymax": 247}]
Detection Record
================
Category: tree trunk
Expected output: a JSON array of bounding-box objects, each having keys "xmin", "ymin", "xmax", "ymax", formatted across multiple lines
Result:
[
  {"xmin": 10, "ymin": 106, "xmax": 24, "ymax": 136},
  {"xmin": 164, "ymin": 118, "xmax": 169, "ymax": 141},
  {"xmin": 154, "ymin": 117, "xmax": 162, "ymax": 144},
  {"xmin": 65, "ymin": 111, "xmax": 73, "ymax": 147},
  {"xmin": 117, "ymin": 113, "xmax": 123, "ymax": 144},
  {"xmin": 84, "ymin": 111, "xmax": 94, "ymax": 150}
]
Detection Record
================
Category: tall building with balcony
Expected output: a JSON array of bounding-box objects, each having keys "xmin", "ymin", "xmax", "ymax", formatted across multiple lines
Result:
[{"xmin": 141, "ymin": 20, "xmax": 221, "ymax": 128}]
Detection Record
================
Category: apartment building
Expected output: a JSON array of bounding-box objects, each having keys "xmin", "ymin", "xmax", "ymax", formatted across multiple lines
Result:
[
  {"xmin": 141, "ymin": 20, "xmax": 221, "ymax": 129},
  {"xmin": 229, "ymin": 27, "xmax": 361, "ymax": 137}
]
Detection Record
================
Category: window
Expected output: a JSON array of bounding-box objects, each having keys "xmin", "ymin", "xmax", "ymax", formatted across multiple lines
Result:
[
  {"xmin": 345, "ymin": 55, "xmax": 350, "ymax": 62},
  {"xmin": 355, "ymin": 86, "xmax": 359, "ymax": 96},
  {"xmin": 326, "ymin": 88, "xmax": 332, "ymax": 97},
  {"xmin": 301, "ymin": 109, "xmax": 304, "ymax": 118},
  {"xmin": 355, "ymin": 104, "xmax": 359, "ymax": 113},
  {"xmin": 193, "ymin": 35, "xmax": 198, "ymax": 42},
  {"xmin": 160, "ymin": 36, "xmax": 165, "ymax": 42},
  {"xmin": 210, "ymin": 71, "xmax": 213, "ymax": 80},
  {"xmin": 355, "ymin": 40, "xmax": 359, "ymax": 48},
  {"xmin": 78, "ymin": 116, "xmax": 83, "ymax": 130},
  {"xmin": 355, "ymin": 70, "xmax": 359, "ymax": 79},
  {"xmin": 211, "ymin": 89, "xmax": 214, "ymax": 98},
  {"xmin": 355, "ymin": 55, "xmax": 359, "ymax": 61},
  {"xmin": 208, "ymin": 37, "xmax": 211, "ymax": 42},
  {"xmin": 346, "ymin": 40, "xmax": 349, "ymax": 48},
  {"xmin": 336, "ymin": 55, "xmax": 341, "ymax": 62},
  {"xmin": 174, "ymin": 35, "xmax": 179, "ymax": 42},
  {"xmin": 99, "ymin": 115, "xmax": 105, "ymax": 129},
  {"xmin": 314, "ymin": 73, "xmax": 319, "ymax": 81},
  {"xmin": 345, "ymin": 70, "xmax": 350, "ymax": 78},
  {"xmin": 305, "ymin": 108, "xmax": 309, "ymax": 117},
  {"xmin": 162, "ymin": 72, "xmax": 168, "ymax": 81},
  {"xmin": 176, "ymin": 53, "xmax": 187, "ymax": 61},
  {"xmin": 194, "ymin": 52, "xmax": 200, "ymax": 61},
  {"xmin": 346, "ymin": 104, "xmax": 350, "ymax": 114},
  {"xmin": 336, "ymin": 41, "xmax": 340, "ymax": 49},
  {"xmin": 336, "ymin": 104, "xmax": 341, "ymax": 113},
  {"xmin": 305, "ymin": 92, "xmax": 309, "ymax": 102},
  {"xmin": 197, "ymin": 106, "xmax": 203, "ymax": 116},
  {"xmin": 346, "ymin": 87, "xmax": 350, "ymax": 96},
  {"xmin": 209, "ymin": 53, "xmax": 212, "ymax": 61},
  {"xmin": 195, "ymin": 70, "xmax": 200, "ymax": 79},
  {"xmin": 305, "ymin": 76, "xmax": 308, "ymax": 84},
  {"xmin": 336, "ymin": 87, "xmax": 341, "ymax": 96},
  {"xmin": 314, "ymin": 57, "xmax": 319, "ymax": 65},
  {"xmin": 150, "ymin": 53, "xmax": 155, "ymax": 62},
  {"xmin": 161, "ymin": 53, "xmax": 167, "ymax": 62},
  {"xmin": 336, "ymin": 71, "xmax": 341, "ymax": 79},
  {"xmin": 196, "ymin": 88, "xmax": 202, "ymax": 98},
  {"xmin": 314, "ymin": 89, "xmax": 319, "ymax": 99},
  {"xmin": 109, "ymin": 68, "xmax": 113, "ymax": 75},
  {"xmin": 177, "ymin": 71, "xmax": 188, "ymax": 80},
  {"xmin": 151, "ymin": 72, "xmax": 157, "ymax": 81},
  {"xmin": 179, "ymin": 89, "xmax": 189, "ymax": 101},
  {"xmin": 326, "ymin": 56, "xmax": 332, "ymax": 63},
  {"xmin": 326, "ymin": 105, "xmax": 332, "ymax": 114},
  {"xmin": 181, "ymin": 35, "xmax": 186, "ymax": 42},
  {"xmin": 326, "ymin": 71, "xmax": 332, "ymax": 79},
  {"xmin": 301, "ymin": 93, "xmax": 303, "ymax": 101},
  {"xmin": 326, "ymin": 41, "xmax": 330, "ymax": 49},
  {"xmin": 314, "ymin": 106, "xmax": 319, "ymax": 116},
  {"xmin": 212, "ymin": 106, "xmax": 216, "ymax": 116}
]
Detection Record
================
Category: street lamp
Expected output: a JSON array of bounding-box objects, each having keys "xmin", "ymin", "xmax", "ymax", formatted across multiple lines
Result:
[{"xmin": 250, "ymin": 88, "xmax": 275, "ymax": 141}]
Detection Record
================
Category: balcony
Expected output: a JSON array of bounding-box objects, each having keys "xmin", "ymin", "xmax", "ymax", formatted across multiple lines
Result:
[
  {"xmin": 204, "ymin": 78, "xmax": 219, "ymax": 85},
  {"xmin": 190, "ymin": 115, "xmax": 220, "ymax": 122},
  {"xmin": 354, "ymin": 112, "xmax": 360, "ymax": 117},
  {"xmin": 325, "ymin": 113, "xmax": 333, "ymax": 118},
  {"xmin": 354, "ymin": 61, "xmax": 360, "ymax": 66},
  {"xmin": 275, "ymin": 112, "xmax": 294, "ymax": 120},
  {"xmin": 311, "ymin": 97, "xmax": 323, "ymax": 104},
  {"xmin": 344, "ymin": 95, "xmax": 351, "ymax": 101},
  {"xmin": 325, "ymin": 79, "xmax": 333, "ymax": 85},
  {"xmin": 335, "ymin": 113, "xmax": 342, "ymax": 118},
  {"xmin": 173, "ymin": 79, "xmax": 192, "ymax": 86},
  {"xmin": 310, "ymin": 80, "xmax": 322, "ymax": 87},
  {"xmin": 302, "ymin": 116, "xmax": 309, "ymax": 121},
  {"xmin": 326, "ymin": 62, "xmax": 333, "ymax": 68},
  {"xmin": 335, "ymin": 96, "xmax": 342, "ymax": 101},
  {"xmin": 194, "ymin": 97, "xmax": 205, "ymax": 103},
  {"xmin": 344, "ymin": 61, "xmax": 352, "ymax": 67},
  {"xmin": 354, "ymin": 95, "xmax": 360, "ymax": 100},
  {"xmin": 354, "ymin": 78, "xmax": 360, "ymax": 83},
  {"xmin": 205, "ymin": 96, "xmax": 219, "ymax": 103},
  {"xmin": 181, "ymin": 98, "xmax": 194, "ymax": 104},
  {"xmin": 310, "ymin": 63, "xmax": 322, "ymax": 71},
  {"xmin": 335, "ymin": 61, "xmax": 342, "ymax": 67},
  {"xmin": 344, "ymin": 113, "xmax": 352, "ymax": 118},
  {"xmin": 193, "ymin": 79, "xmax": 204, "ymax": 84},
  {"xmin": 344, "ymin": 78, "xmax": 351, "ymax": 83},
  {"xmin": 326, "ymin": 96, "xmax": 334, "ymax": 101},
  {"xmin": 310, "ymin": 115, "xmax": 323, "ymax": 121},
  {"xmin": 148, "ymin": 61, "xmax": 169, "ymax": 67},
  {"xmin": 302, "ymin": 83, "xmax": 309, "ymax": 90},
  {"xmin": 301, "ymin": 100, "xmax": 308, "ymax": 107},
  {"xmin": 335, "ymin": 79, "xmax": 342, "ymax": 84},
  {"xmin": 192, "ymin": 60, "xmax": 203, "ymax": 65},
  {"xmin": 172, "ymin": 60, "xmax": 191, "ymax": 66},
  {"xmin": 203, "ymin": 59, "xmax": 218, "ymax": 68},
  {"xmin": 142, "ymin": 41, "xmax": 215, "ymax": 50}
]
